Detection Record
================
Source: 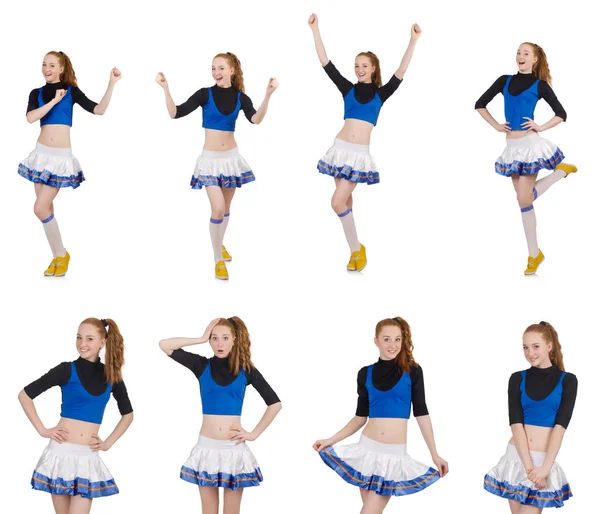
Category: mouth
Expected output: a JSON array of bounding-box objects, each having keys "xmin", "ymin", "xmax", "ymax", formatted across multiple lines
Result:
[
  {"xmin": 518, "ymin": 61, "xmax": 526, "ymax": 66},
  {"xmin": 386, "ymin": 348, "xmax": 399, "ymax": 355}
]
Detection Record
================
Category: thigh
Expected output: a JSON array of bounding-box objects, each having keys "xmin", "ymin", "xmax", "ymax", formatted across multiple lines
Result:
[
  {"xmin": 519, "ymin": 505, "xmax": 542, "ymax": 514},
  {"xmin": 360, "ymin": 490, "xmax": 390, "ymax": 514},
  {"xmin": 221, "ymin": 186, "xmax": 236, "ymax": 211},
  {"xmin": 205, "ymin": 186, "xmax": 226, "ymax": 209},
  {"xmin": 68, "ymin": 495, "xmax": 92, "ymax": 514},
  {"xmin": 199, "ymin": 486, "xmax": 219, "ymax": 514},
  {"xmin": 223, "ymin": 488, "xmax": 244, "ymax": 514},
  {"xmin": 51, "ymin": 494, "xmax": 71, "ymax": 514},
  {"xmin": 332, "ymin": 179, "xmax": 358, "ymax": 202},
  {"xmin": 511, "ymin": 173, "xmax": 537, "ymax": 196},
  {"xmin": 35, "ymin": 183, "xmax": 60, "ymax": 204},
  {"xmin": 509, "ymin": 499, "xmax": 521, "ymax": 514}
]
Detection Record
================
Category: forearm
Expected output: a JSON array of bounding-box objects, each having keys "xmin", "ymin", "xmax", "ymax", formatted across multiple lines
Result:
[
  {"xmin": 251, "ymin": 94, "xmax": 272, "ymax": 125},
  {"xmin": 311, "ymin": 29, "xmax": 329, "ymax": 66},
  {"xmin": 328, "ymin": 416, "xmax": 367, "ymax": 445},
  {"xmin": 162, "ymin": 87, "xmax": 177, "ymax": 118},
  {"xmin": 18, "ymin": 389, "xmax": 46, "ymax": 434},
  {"xmin": 477, "ymin": 108, "xmax": 501, "ymax": 128},
  {"xmin": 103, "ymin": 413, "xmax": 134, "ymax": 449},
  {"xmin": 395, "ymin": 39, "xmax": 418, "ymax": 80},
  {"xmin": 251, "ymin": 402, "xmax": 282, "ymax": 438},
  {"xmin": 511, "ymin": 424, "xmax": 534, "ymax": 470},
  {"xmin": 537, "ymin": 116, "xmax": 563, "ymax": 132},
  {"xmin": 93, "ymin": 83, "xmax": 116, "ymax": 115},
  {"xmin": 159, "ymin": 336, "xmax": 206, "ymax": 355},
  {"xmin": 542, "ymin": 426, "xmax": 566, "ymax": 471},
  {"xmin": 26, "ymin": 102, "xmax": 56, "ymax": 123},
  {"xmin": 415, "ymin": 415, "xmax": 441, "ymax": 458}
]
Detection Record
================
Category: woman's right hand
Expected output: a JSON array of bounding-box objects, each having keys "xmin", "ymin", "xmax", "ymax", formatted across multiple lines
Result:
[
  {"xmin": 40, "ymin": 426, "xmax": 69, "ymax": 443},
  {"xmin": 312, "ymin": 438, "xmax": 332, "ymax": 452},
  {"xmin": 308, "ymin": 13, "xmax": 318, "ymax": 30},
  {"xmin": 495, "ymin": 121, "xmax": 511, "ymax": 133},
  {"xmin": 53, "ymin": 89, "xmax": 67, "ymax": 104},
  {"xmin": 201, "ymin": 318, "xmax": 221, "ymax": 342},
  {"xmin": 155, "ymin": 72, "xmax": 168, "ymax": 89}
]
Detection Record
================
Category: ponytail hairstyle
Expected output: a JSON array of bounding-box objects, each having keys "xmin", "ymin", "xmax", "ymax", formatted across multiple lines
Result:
[
  {"xmin": 80, "ymin": 317, "xmax": 125, "ymax": 383},
  {"xmin": 375, "ymin": 316, "xmax": 418, "ymax": 373},
  {"xmin": 46, "ymin": 51, "xmax": 78, "ymax": 87},
  {"xmin": 216, "ymin": 316, "xmax": 254, "ymax": 375},
  {"xmin": 523, "ymin": 42, "xmax": 552, "ymax": 85},
  {"xmin": 524, "ymin": 321, "xmax": 564, "ymax": 370},
  {"xmin": 356, "ymin": 51, "xmax": 382, "ymax": 88},
  {"xmin": 215, "ymin": 52, "xmax": 245, "ymax": 92}
]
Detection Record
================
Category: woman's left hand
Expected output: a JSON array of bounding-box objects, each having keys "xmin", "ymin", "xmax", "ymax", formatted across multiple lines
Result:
[
  {"xmin": 109, "ymin": 67, "xmax": 122, "ymax": 84},
  {"xmin": 89, "ymin": 434, "xmax": 109, "ymax": 452},
  {"xmin": 266, "ymin": 78, "xmax": 279, "ymax": 95},
  {"xmin": 410, "ymin": 23, "xmax": 422, "ymax": 40},
  {"xmin": 528, "ymin": 467, "xmax": 549, "ymax": 489},
  {"xmin": 229, "ymin": 427, "xmax": 256, "ymax": 445},
  {"xmin": 433, "ymin": 455, "xmax": 449, "ymax": 477},
  {"xmin": 521, "ymin": 117, "xmax": 541, "ymax": 132}
]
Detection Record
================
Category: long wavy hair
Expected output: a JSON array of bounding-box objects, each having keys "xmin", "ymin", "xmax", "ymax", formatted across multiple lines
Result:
[
  {"xmin": 215, "ymin": 317, "xmax": 254, "ymax": 375},
  {"xmin": 524, "ymin": 321, "xmax": 564, "ymax": 370},
  {"xmin": 214, "ymin": 52, "xmax": 245, "ymax": 92},
  {"xmin": 375, "ymin": 316, "xmax": 418, "ymax": 373},
  {"xmin": 80, "ymin": 318, "xmax": 125, "ymax": 383},
  {"xmin": 522, "ymin": 42, "xmax": 552, "ymax": 85}
]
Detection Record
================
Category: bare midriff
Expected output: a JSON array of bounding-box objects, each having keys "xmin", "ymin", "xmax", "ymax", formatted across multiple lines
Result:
[
  {"xmin": 203, "ymin": 129, "xmax": 238, "ymax": 152},
  {"xmin": 200, "ymin": 414, "xmax": 242, "ymax": 440},
  {"xmin": 57, "ymin": 417, "xmax": 101, "ymax": 445},
  {"xmin": 336, "ymin": 119, "xmax": 375, "ymax": 146},
  {"xmin": 506, "ymin": 129, "xmax": 536, "ymax": 140},
  {"xmin": 37, "ymin": 125, "xmax": 72, "ymax": 148},
  {"xmin": 509, "ymin": 424, "xmax": 552, "ymax": 452},
  {"xmin": 361, "ymin": 418, "xmax": 408, "ymax": 444}
]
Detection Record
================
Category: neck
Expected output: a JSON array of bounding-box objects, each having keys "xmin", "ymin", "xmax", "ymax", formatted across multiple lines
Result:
[{"xmin": 532, "ymin": 360, "xmax": 553, "ymax": 369}]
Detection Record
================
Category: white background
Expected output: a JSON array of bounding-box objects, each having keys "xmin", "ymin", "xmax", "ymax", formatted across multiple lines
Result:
[{"xmin": 0, "ymin": 0, "xmax": 598, "ymax": 512}]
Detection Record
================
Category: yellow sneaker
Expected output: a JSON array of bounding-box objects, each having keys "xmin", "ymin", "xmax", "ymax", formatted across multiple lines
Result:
[
  {"xmin": 222, "ymin": 245, "xmax": 232, "ymax": 262},
  {"xmin": 53, "ymin": 251, "xmax": 70, "ymax": 277},
  {"xmin": 215, "ymin": 260, "xmax": 229, "ymax": 280},
  {"xmin": 556, "ymin": 162, "xmax": 578, "ymax": 176},
  {"xmin": 347, "ymin": 244, "xmax": 367, "ymax": 272},
  {"xmin": 44, "ymin": 258, "xmax": 57, "ymax": 277},
  {"xmin": 524, "ymin": 249, "xmax": 545, "ymax": 275},
  {"xmin": 346, "ymin": 255, "xmax": 357, "ymax": 271}
]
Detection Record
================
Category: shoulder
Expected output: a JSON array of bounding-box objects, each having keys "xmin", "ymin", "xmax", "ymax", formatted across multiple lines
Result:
[
  {"xmin": 357, "ymin": 365, "xmax": 370, "ymax": 380},
  {"xmin": 496, "ymin": 74, "xmax": 510, "ymax": 85},
  {"xmin": 537, "ymin": 80, "xmax": 553, "ymax": 91},
  {"xmin": 563, "ymin": 371, "xmax": 577, "ymax": 385},
  {"xmin": 410, "ymin": 364, "xmax": 424, "ymax": 376},
  {"xmin": 240, "ymin": 91, "xmax": 252, "ymax": 101},
  {"xmin": 509, "ymin": 370, "xmax": 524, "ymax": 385}
]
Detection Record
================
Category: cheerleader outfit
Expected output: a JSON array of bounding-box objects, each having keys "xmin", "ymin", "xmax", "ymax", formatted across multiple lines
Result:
[
  {"xmin": 175, "ymin": 86, "xmax": 257, "ymax": 189},
  {"xmin": 317, "ymin": 61, "xmax": 402, "ymax": 185},
  {"xmin": 24, "ymin": 358, "xmax": 133, "ymax": 498},
  {"xmin": 169, "ymin": 350, "xmax": 280, "ymax": 489},
  {"xmin": 475, "ymin": 73, "xmax": 567, "ymax": 177},
  {"xmin": 19, "ymin": 82, "xmax": 98, "ymax": 188},
  {"xmin": 484, "ymin": 366, "xmax": 578, "ymax": 508},
  {"xmin": 319, "ymin": 360, "xmax": 440, "ymax": 496}
]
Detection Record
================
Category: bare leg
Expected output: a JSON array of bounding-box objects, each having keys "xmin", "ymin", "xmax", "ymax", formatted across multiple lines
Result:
[
  {"xmin": 199, "ymin": 486, "xmax": 219, "ymax": 514},
  {"xmin": 205, "ymin": 186, "xmax": 227, "ymax": 263},
  {"xmin": 332, "ymin": 179, "xmax": 360, "ymax": 252},
  {"xmin": 223, "ymin": 488, "xmax": 244, "ymax": 514},
  {"xmin": 519, "ymin": 504, "xmax": 542, "ymax": 514},
  {"xmin": 360, "ymin": 490, "xmax": 391, "ymax": 514},
  {"xmin": 68, "ymin": 495, "xmax": 92, "ymax": 514},
  {"xmin": 34, "ymin": 183, "xmax": 65, "ymax": 258},
  {"xmin": 51, "ymin": 495, "xmax": 71, "ymax": 514},
  {"xmin": 221, "ymin": 186, "xmax": 236, "ymax": 243},
  {"xmin": 509, "ymin": 499, "xmax": 521, "ymax": 514}
]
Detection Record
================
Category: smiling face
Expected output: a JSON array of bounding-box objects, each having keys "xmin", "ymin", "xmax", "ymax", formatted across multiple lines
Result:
[
  {"xmin": 516, "ymin": 44, "xmax": 537, "ymax": 74},
  {"xmin": 522, "ymin": 331, "xmax": 552, "ymax": 368},
  {"xmin": 210, "ymin": 324, "xmax": 235, "ymax": 358},
  {"xmin": 42, "ymin": 54, "xmax": 63, "ymax": 83},
  {"xmin": 76, "ymin": 323, "xmax": 105, "ymax": 362},
  {"xmin": 374, "ymin": 324, "xmax": 402, "ymax": 361},
  {"xmin": 355, "ymin": 55, "xmax": 375, "ymax": 84},
  {"xmin": 212, "ymin": 57, "xmax": 234, "ymax": 88}
]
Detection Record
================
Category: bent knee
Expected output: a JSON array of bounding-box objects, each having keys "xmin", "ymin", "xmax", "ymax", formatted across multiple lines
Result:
[
  {"xmin": 516, "ymin": 192, "xmax": 534, "ymax": 209},
  {"xmin": 33, "ymin": 202, "xmax": 51, "ymax": 221}
]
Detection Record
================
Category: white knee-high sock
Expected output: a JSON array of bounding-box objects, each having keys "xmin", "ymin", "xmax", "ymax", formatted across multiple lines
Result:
[
  {"xmin": 41, "ymin": 214, "xmax": 66, "ymax": 258},
  {"xmin": 521, "ymin": 205, "xmax": 539, "ymax": 258},
  {"xmin": 209, "ymin": 217, "xmax": 224, "ymax": 263},
  {"xmin": 221, "ymin": 212, "xmax": 230, "ymax": 242},
  {"xmin": 533, "ymin": 169, "xmax": 566, "ymax": 199},
  {"xmin": 338, "ymin": 208, "xmax": 361, "ymax": 253}
]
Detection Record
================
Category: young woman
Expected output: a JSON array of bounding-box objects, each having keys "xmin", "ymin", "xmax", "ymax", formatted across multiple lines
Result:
[
  {"xmin": 484, "ymin": 321, "xmax": 577, "ymax": 512},
  {"xmin": 475, "ymin": 43, "xmax": 577, "ymax": 275},
  {"xmin": 19, "ymin": 51, "xmax": 121, "ymax": 277},
  {"xmin": 308, "ymin": 14, "xmax": 421, "ymax": 272},
  {"xmin": 159, "ymin": 317, "xmax": 282, "ymax": 513},
  {"xmin": 313, "ymin": 317, "xmax": 448, "ymax": 514},
  {"xmin": 18, "ymin": 318, "xmax": 134, "ymax": 514},
  {"xmin": 156, "ymin": 54, "xmax": 278, "ymax": 280}
]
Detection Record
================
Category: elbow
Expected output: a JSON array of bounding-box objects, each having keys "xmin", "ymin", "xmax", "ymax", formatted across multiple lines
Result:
[
  {"xmin": 26, "ymin": 115, "xmax": 35, "ymax": 124},
  {"xmin": 158, "ymin": 340, "xmax": 170, "ymax": 354},
  {"xmin": 271, "ymin": 402, "xmax": 283, "ymax": 413},
  {"xmin": 18, "ymin": 389, "xmax": 30, "ymax": 404},
  {"xmin": 251, "ymin": 114, "xmax": 261, "ymax": 125}
]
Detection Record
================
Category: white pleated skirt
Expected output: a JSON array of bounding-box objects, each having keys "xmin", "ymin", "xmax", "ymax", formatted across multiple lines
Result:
[
  {"xmin": 191, "ymin": 147, "xmax": 255, "ymax": 189},
  {"xmin": 495, "ymin": 133, "xmax": 564, "ymax": 177},
  {"xmin": 317, "ymin": 139, "xmax": 380, "ymax": 184},
  {"xmin": 18, "ymin": 143, "xmax": 85, "ymax": 189}
]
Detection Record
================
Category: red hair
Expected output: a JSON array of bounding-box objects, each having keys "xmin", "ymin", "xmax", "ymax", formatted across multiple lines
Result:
[
  {"xmin": 524, "ymin": 321, "xmax": 564, "ymax": 370},
  {"xmin": 80, "ymin": 318, "xmax": 125, "ymax": 383},
  {"xmin": 214, "ymin": 52, "xmax": 245, "ymax": 92},
  {"xmin": 214, "ymin": 317, "xmax": 254, "ymax": 375},
  {"xmin": 356, "ymin": 51, "xmax": 382, "ymax": 88},
  {"xmin": 375, "ymin": 316, "xmax": 418, "ymax": 373},
  {"xmin": 46, "ymin": 51, "xmax": 78, "ymax": 86}
]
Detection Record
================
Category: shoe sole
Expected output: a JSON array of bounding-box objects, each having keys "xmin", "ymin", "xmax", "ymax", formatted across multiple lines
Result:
[
  {"xmin": 524, "ymin": 257, "xmax": 545, "ymax": 275},
  {"xmin": 54, "ymin": 272, "xmax": 67, "ymax": 277},
  {"xmin": 44, "ymin": 272, "xmax": 55, "ymax": 276},
  {"xmin": 215, "ymin": 276, "xmax": 229, "ymax": 280},
  {"xmin": 223, "ymin": 258, "xmax": 232, "ymax": 262}
]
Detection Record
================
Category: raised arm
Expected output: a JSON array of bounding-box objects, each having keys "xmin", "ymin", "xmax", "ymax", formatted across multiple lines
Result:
[
  {"xmin": 26, "ymin": 89, "xmax": 66, "ymax": 123},
  {"xmin": 312, "ymin": 416, "xmax": 367, "ymax": 451},
  {"xmin": 155, "ymin": 72, "xmax": 178, "ymax": 119},
  {"xmin": 159, "ymin": 318, "xmax": 221, "ymax": 355},
  {"xmin": 394, "ymin": 24, "xmax": 422, "ymax": 80},
  {"xmin": 308, "ymin": 14, "xmax": 329, "ymax": 66},
  {"xmin": 93, "ymin": 67, "xmax": 122, "ymax": 115},
  {"xmin": 250, "ymin": 78, "xmax": 279, "ymax": 125}
]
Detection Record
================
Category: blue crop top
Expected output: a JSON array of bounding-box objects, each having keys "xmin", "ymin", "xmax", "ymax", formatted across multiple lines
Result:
[
  {"xmin": 323, "ymin": 61, "xmax": 402, "ymax": 127},
  {"xmin": 202, "ymin": 88, "xmax": 242, "ymax": 131},
  {"xmin": 366, "ymin": 364, "xmax": 412, "ymax": 418},
  {"xmin": 27, "ymin": 82, "xmax": 98, "ymax": 126},
  {"xmin": 520, "ymin": 370, "xmax": 565, "ymax": 428},
  {"xmin": 60, "ymin": 362, "xmax": 112, "ymax": 424},
  {"xmin": 200, "ymin": 361, "xmax": 247, "ymax": 415},
  {"xmin": 503, "ymin": 76, "xmax": 539, "ymax": 131},
  {"xmin": 39, "ymin": 86, "xmax": 74, "ymax": 126}
]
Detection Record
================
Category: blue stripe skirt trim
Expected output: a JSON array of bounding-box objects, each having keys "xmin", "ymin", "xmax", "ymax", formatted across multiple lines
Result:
[
  {"xmin": 180, "ymin": 465, "xmax": 263, "ymax": 490},
  {"xmin": 317, "ymin": 161, "xmax": 380, "ymax": 185},
  {"xmin": 18, "ymin": 164, "xmax": 85, "ymax": 189},
  {"xmin": 319, "ymin": 448, "xmax": 440, "ymax": 497},
  {"xmin": 31, "ymin": 470, "xmax": 119, "ymax": 498},
  {"xmin": 483, "ymin": 474, "xmax": 572, "ymax": 508},
  {"xmin": 495, "ymin": 148, "xmax": 565, "ymax": 177},
  {"xmin": 190, "ymin": 171, "xmax": 256, "ymax": 189}
]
